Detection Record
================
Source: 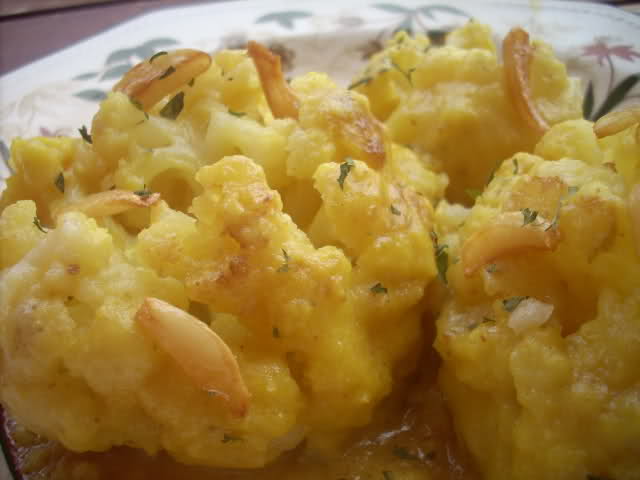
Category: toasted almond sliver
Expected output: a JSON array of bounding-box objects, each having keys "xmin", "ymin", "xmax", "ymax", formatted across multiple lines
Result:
[
  {"xmin": 593, "ymin": 106, "xmax": 640, "ymax": 139},
  {"xmin": 113, "ymin": 49, "xmax": 211, "ymax": 111},
  {"xmin": 135, "ymin": 298, "xmax": 249, "ymax": 418},
  {"xmin": 629, "ymin": 183, "xmax": 640, "ymax": 258},
  {"xmin": 503, "ymin": 27, "xmax": 549, "ymax": 136},
  {"xmin": 462, "ymin": 212, "xmax": 560, "ymax": 276},
  {"xmin": 247, "ymin": 41, "xmax": 300, "ymax": 120},
  {"xmin": 54, "ymin": 190, "xmax": 160, "ymax": 218}
]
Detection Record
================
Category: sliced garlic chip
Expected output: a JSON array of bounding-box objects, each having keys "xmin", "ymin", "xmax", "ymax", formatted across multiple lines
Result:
[
  {"xmin": 593, "ymin": 106, "xmax": 640, "ymax": 140},
  {"xmin": 462, "ymin": 212, "xmax": 560, "ymax": 276},
  {"xmin": 113, "ymin": 49, "xmax": 211, "ymax": 111},
  {"xmin": 247, "ymin": 41, "xmax": 300, "ymax": 120},
  {"xmin": 503, "ymin": 27, "xmax": 550, "ymax": 136},
  {"xmin": 135, "ymin": 298, "xmax": 250, "ymax": 418},
  {"xmin": 54, "ymin": 190, "xmax": 160, "ymax": 219}
]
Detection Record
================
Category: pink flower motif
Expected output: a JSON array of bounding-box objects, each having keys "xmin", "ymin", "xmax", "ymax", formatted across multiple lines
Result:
[{"xmin": 583, "ymin": 39, "xmax": 640, "ymax": 66}]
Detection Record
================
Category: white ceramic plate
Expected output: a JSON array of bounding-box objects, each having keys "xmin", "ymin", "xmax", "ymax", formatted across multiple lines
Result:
[{"xmin": 0, "ymin": 0, "xmax": 639, "ymax": 477}]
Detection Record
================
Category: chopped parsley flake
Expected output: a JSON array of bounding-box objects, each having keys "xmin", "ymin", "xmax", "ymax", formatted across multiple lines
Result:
[
  {"xmin": 149, "ymin": 51, "xmax": 168, "ymax": 63},
  {"xmin": 503, "ymin": 296, "xmax": 529, "ymax": 313},
  {"xmin": 485, "ymin": 263, "xmax": 498, "ymax": 274},
  {"xmin": 228, "ymin": 110, "xmax": 246, "ymax": 117},
  {"xmin": 160, "ymin": 92, "xmax": 184, "ymax": 119},
  {"xmin": 277, "ymin": 249, "xmax": 290, "ymax": 273},
  {"xmin": 78, "ymin": 125, "xmax": 92, "ymax": 144},
  {"xmin": 513, "ymin": 158, "xmax": 519, "ymax": 175},
  {"xmin": 465, "ymin": 188, "xmax": 482, "ymax": 201},
  {"xmin": 158, "ymin": 65, "xmax": 176, "ymax": 79},
  {"xmin": 390, "ymin": 204, "xmax": 401, "ymax": 216},
  {"xmin": 486, "ymin": 163, "xmax": 499, "ymax": 185},
  {"xmin": 54, "ymin": 172, "xmax": 65, "ymax": 193},
  {"xmin": 337, "ymin": 158, "xmax": 355, "ymax": 190},
  {"xmin": 33, "ymin": 217, "xmax": 47, "ymax": 234},
  {"xmin": 222, "ymin": 434, "xmax": 242, "ymax": 443},
  {"xmin": 133, "ymin": 187, "xmax": 153, "ymax": 199},
  {"xmin": 390, "ymin": 60, "xmax": 416, "ymax": 86},
  {"xmin": 348, "ymin": 77, "xmax": 373, "ymax": 90},
  {"xmin": 392, "ymin": 446, "xmax": 419, "ymax": 461},
  {"xmin": 370, "ymin": 282, "xmax": 388, "ymax": 294},
  {"xmin": 521, "ymin": 208, "xmax": 538, "ymax": 226},
  {"xmin": 188, "ymin": 77, "xmax": 195, "ymax": 87},
  {"xmin": 430, "ymin": 231, "xmax": 449, "ymax": 285}
]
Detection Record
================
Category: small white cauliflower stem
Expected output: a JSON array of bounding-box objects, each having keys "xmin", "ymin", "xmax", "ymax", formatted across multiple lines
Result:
[{"xmin": 508, "ymin": 298, "xmax": 554, "ymax": 334}]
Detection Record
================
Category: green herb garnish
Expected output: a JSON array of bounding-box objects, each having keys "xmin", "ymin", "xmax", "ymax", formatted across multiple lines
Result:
[
  {"xmin": 78, "ymin": 125, "xmax": 92, "ymax": 144},
  {"xmin": 485, "ymin": 263, "xmax": 497, "ymax": 274},
  {"xmin": 521, "ymin": 208, "xmax": 538, "ymax": 226},
  {"xmin": 149, "ymin": 51, "xmax": 168, "ymax": 63},
  {"xmin": 188, "ymin": 78, "xmax": 195, "ymax": 87},
  {"xmin": 133, "ymin": 187, "xmax": 153, "ymax": 199},
  {"xmin": 430, "ymin": 231, "xmax": 449, "ymax": 285},
  {"xmin": 513, "ymin": 158, "xmax": 519, "ymax": 175},
  {"xmin": 159, "ymin": 92, "xmax": 184, "ymax": 120},
  {"xmin": 277, "ymin": 249, "xmax": 290, "ymax": 273},
  {"xmin": 390, "ymin": 60, "xmax": 416, "ymax": 86},
  {"xmin": 370, "ymin": 282, "xmax": 388, "ymax": 294},
  {"xmin": 465, "ymin": 188, "xmax": 482, "ymax": 201},
  {"xmin": 390, "ymin": 204, "xmax": 401, "ymax": 216},
  {"xmin": 33, "ymin": 217, "xmax": 47, "ymax": 234},
  {"xmin": 54, "ymin": 172, "xmax": 65, "ymax": 193},
  {"xmin": 348, "ymin": 77, "xmax": 373, "ymax": 90},
  {"xmin": 337, "ymin": 158, "xmax": 355, "ymax": 190},
  {"xmin": 158, "ymin": 66, "xmax": 176, "ymax": 79},
  {"xmin": 229, "ymin": 110, "xmax": 246, "ymax": 117},
  {"xmin": 503, "ymin": 296, "xmax": 529, "ymax": 313}
]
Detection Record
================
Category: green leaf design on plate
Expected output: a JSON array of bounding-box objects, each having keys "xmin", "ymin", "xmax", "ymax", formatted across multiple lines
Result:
[
  {"xmin": 418, "ymin": 5, "xmax": 470, "ymax": 19},
  {"xmin": 373, "ymin": 3, "xmax": 413, "ymax": 14},
  {"xmin": 583, "ymin": 81, "xmax": 594, "ymax": 119},
  {"xmin": 135, "ymin": 38, "xmax": 180, "ymax": 60},
  {"xmin": 394, "ymin": 16, "xmax": 413, "ymax": 35},
  {"xmin": 105, "ymin": 38, "xmax": 178, "ymax": 65},
  {"xmin": 74, "ymin": 89, "xmax": 107, "ymax": 102},
  {"xmin": 101, "ymin": 63, "xmax": 132, "ymax": 81},
  {"xmin": 106, "ymin": 47, "xmax": 136, "ymax": 66},
  {"xmin": 0, "ymin": 139, "xmax": 11, "ymax": 174},
  {"xmin": 255, "ymin": 11, "xmax": 312, "ymax": 29},
  {"xmin": 73, "ymin": 72, "xmax": 99, "ymax": 81},
  {"xmin": 593, "ymin": 73, "xmax": 639, "ymax": 120}
]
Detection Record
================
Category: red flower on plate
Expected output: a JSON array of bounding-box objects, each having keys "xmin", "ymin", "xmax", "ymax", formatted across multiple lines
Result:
[{"xmin": 583, "ymin": 39, "xmax": 640, "ymax": 66}]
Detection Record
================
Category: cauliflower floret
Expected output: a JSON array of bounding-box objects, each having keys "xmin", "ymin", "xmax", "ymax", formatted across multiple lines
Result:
[
  {"xmin": 433, "ymin": 119, "xmax": 640, "ymax": 480},
  {"xmin": 352, "ymin": 21, "xmax": 583, "ymax": 204},
  {"xmin": 138, "ymin": 155, "xmax": 437, "ymax": 455}
]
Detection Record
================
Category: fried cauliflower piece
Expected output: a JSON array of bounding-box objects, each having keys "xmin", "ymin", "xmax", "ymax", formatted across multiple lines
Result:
[
  {"xmin": 138, "ymin": 155, "xmax": 437, "ymax": 454},
  {"xmin": 351, "ymin": 22, "xmax": 583, "ymax": 204},
  {"xmin": 433, "ymin": 119, "xmax": 640, "ymax": 480},
  {"xmin": 0, "ymin": 42, "xmax": 445, "ymax": 468}
]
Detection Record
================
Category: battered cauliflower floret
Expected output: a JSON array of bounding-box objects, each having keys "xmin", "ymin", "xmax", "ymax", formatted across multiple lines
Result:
[
  {"xmin": 433, "ymin": 119, "xmax": 640, "ymax": 480},
  {"xmin": 351, "ymin": 22, "xmax": 583, "ymax": 204},
  {"xmin": 0, "ymin": 42, "xmax": 444, "ymax": 469},
  {"xmin": 138, "ymin": 155, "xmax": 437, "ymax": 454}
]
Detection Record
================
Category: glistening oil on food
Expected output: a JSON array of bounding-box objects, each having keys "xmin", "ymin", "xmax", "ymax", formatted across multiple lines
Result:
[{"xmin": 0, "ymin": 18, "xmax": 639, "ymax": 480}]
